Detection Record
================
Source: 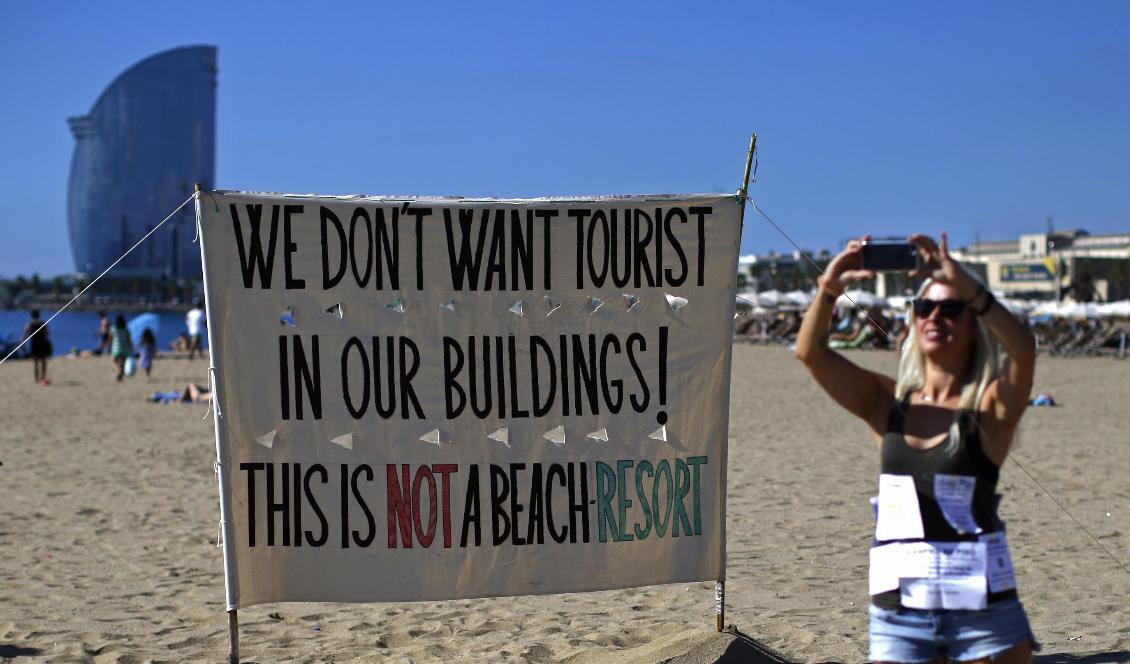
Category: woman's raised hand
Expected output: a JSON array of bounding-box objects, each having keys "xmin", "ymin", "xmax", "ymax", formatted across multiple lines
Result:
[
  {"xmin": 819, "ymin": 236, "xmax": 875, "ymax": 296},
  {"xmin": 909, "ymin": 232, "xmax": 979, "ymax": 300}
]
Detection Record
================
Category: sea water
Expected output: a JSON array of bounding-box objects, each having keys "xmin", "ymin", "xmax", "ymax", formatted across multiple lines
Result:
[{"xmin": 0, "ymin": 310, "xmax": 203, "ymax": 358}]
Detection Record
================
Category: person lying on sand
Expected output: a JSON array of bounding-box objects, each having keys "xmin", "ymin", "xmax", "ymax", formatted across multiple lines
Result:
[{"xmin": 149, "ymin": 383, "xmax": 212, "ymax": 404}]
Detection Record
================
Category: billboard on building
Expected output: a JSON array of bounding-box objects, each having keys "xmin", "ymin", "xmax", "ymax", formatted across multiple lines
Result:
[{"xmin": 999, "ymin": 260, "xmax": 1056, "ymax": 283}]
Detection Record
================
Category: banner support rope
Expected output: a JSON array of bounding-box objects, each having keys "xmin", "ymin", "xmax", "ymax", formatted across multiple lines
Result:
[
  {"xmin": 746, "ymin": 200, "xmax": 892, "ymax": 341},
  {"xmin": 0, "ymin": 192, "xmax": 196, "ymax": 367}
]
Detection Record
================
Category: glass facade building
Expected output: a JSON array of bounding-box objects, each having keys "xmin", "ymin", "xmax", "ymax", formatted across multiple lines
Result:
[{"xmin": 67, "ymin": 46, "xmax": 216, "ymax": 278}]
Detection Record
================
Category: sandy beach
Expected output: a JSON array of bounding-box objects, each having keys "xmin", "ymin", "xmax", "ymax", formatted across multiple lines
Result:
[{"xmin": 1, "ymin": 345, "xmax": 1127, "ymax": 663}]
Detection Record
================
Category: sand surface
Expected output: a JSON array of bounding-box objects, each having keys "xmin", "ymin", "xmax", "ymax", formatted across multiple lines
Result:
[{"xmin": 1, "ymin": 346, "xmax": 1127, "ymax": 663}]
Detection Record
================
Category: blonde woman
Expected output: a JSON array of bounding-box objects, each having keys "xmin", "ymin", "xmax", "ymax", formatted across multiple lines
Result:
[{"xmin": 795, "ymin": 234, "xmax": 1038, "ymax": 663}]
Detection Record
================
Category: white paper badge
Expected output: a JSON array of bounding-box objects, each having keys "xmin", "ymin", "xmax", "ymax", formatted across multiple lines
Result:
[
  {"xmin": 895, "ymin": 541, "xmax": 988, "ymax": 610},
  {"xmin": 869, "ymin": 544, "xmax": 901, "ymax": 595},
  {"xmin": 900, "ymin": 576, "xmax": 988, "ymax": 611},
  {"xmin": 934, "ymin": 474, "xmax": 982, "ymax": 535},
  {"xmin": 979, "ymin": 531, "xmax": 1017, "ymax": 593},
  {"xmin": 875, "ymin": 474, "xmax": 925, "ymax": 541}
]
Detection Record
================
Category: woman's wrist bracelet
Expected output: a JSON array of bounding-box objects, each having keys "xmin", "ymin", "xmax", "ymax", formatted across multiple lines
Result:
[
  {"xmin": 971, "ymin": 286, "xmax": 995, "ymax": 316},
  {"xmin": 974, "ymin": 291, "xmax": 995, "ymax": 316}
]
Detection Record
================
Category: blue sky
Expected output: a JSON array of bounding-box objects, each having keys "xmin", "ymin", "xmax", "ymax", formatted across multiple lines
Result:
[{"xmin": 1, "ymin": 2, "xmax": 1128, "ymax": 278}]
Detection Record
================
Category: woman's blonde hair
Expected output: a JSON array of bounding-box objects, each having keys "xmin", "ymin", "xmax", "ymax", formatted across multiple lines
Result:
[{"xmin": 895, "ymin": 279, "xmax": 1000, "ymax": 449}]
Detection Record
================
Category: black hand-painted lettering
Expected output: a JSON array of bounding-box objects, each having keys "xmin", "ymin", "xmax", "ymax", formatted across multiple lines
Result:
[
  {"xmin": 282, "ymin": 205, "xmax": 305, "ymax": 290},
  {"xmin": 230, "ymin": 203, "xmax": 279, "ymax": 289},
  {"xmin": 689, "ymin": 206, "xmax": 710, "ymax": 287}
]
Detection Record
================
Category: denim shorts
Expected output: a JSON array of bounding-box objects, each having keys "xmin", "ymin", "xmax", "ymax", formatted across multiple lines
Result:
[{"xmin": 869, "ymin": 598, "xmax": 1039, "ymax": 662}]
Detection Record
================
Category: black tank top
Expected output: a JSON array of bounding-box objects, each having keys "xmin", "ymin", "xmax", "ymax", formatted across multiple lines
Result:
[{"xmin": 871, "ymin": 397, "xmax": 1017, "ymax": 608}]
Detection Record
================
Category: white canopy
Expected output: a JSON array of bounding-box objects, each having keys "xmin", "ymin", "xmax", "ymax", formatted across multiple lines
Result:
[
  {"xmin": 755, "ymin": 289, "xmax": 784, "ymax": 307},
  {"xmin": 837, "ymin": 289, "xmax": 887, "ymax": 309},
  {"xmin": 1057, "ymin": 301, "xmax": 1101, "ymax": 319},
  {"xmin": 997, "ymin": 298, "xmax": 1035, "ymax": 316},
  {"xmin": 1097, "ymin": 300, "xmax": 1130, "ymax": 318},
  {"xmin": 886, "ymin": 295, "xmax": 910, "ymax": 311},
  {"xmin": 783, "ymin": 290, "xmax": 815, "ymax": 307},
  {"xmin": 1029, "ymin": 301, "xmax": 1060, "ymax": 317}
]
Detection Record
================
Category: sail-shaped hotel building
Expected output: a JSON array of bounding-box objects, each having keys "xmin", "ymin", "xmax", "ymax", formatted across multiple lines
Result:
[{"xmin": 67, "ymin": 46, "xmax": 216, "ymax": 278}]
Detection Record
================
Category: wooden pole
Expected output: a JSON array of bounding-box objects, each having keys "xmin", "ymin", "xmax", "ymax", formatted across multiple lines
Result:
[
  {"xmin": 737, "ymin": 132, "xmax": 758, "ymax": 232},
  {"xmin": 715, "ymin": 580, "xmax": 725, "ymax": 632},
  {"xmin": 717, "ymin": 132, "xmax": 758, "ymax": 633},
  {"xmin": 228, "ymin": 609, "xmax": 239, "ymax": 664}
]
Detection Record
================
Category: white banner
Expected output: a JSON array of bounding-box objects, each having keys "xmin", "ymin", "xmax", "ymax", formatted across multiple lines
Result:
[{"xmin": 198, "ymin": 192, "xmax": 741, "ymax": 607}]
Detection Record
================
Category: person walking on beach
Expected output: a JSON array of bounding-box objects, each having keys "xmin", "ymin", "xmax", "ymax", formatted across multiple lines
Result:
[
  {"xmin": 138, "ymin": 328, "xmax": 157, "ymax": 380},
  {"xmin": 795, "ymin": 234, "xmax": 1038, "ymax": 663},
  {"xmin": 97, "ymin": 310, "xmax": 111, "ymax": 355},
  {"xmin": 23, "ymin": 309, "xmax": 52, "ymax": 385},
  {"xmin": 109, "ymin": 315, "xmax": 133, "ymax": 381},
  {"xmin": 186, "ymin": 300, "xmax": 205, "ymax": 360}
]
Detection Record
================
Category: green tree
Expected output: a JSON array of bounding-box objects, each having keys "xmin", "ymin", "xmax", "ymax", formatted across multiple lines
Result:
[{"xmin": 1108, "ymin": 259, "xmax": 1130, "ymax": 300}]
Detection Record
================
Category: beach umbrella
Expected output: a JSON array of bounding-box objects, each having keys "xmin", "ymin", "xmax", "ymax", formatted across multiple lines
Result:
[
  {"xmin": 1097, "ymin": 300, "xmax": 1130, "ymax": 318},
  {"xmin": 886, "ymin": 295, "xmax": 910, "ymax": 311},
  {"xmin": 736, "ymin": 292, "xmax": 759, "ymax": 309},
  {"xmin": 998, "ymin": 298, "xmax": 1034, "ymax": 316},
  {"xmin": 127, "ymin": 312, "xmax": 160, "ymax": 346},
  {"xmin": 756, "ymin": 289, "xmax": 784, "ymax": 307},
  {"xmin": 783, "ymin": 290, "xmax": 814, "ymax": 308},
  {"xmin": 1057, "ymin": 301, "xmax": 1100, "ymax": 319},
  {"xmin": 837, "ymin": 289, "xmax": 886, "ymax": 309},
  {"xmin": 734, "ymin": 294, "xmax": 756, "ymax": 318}
]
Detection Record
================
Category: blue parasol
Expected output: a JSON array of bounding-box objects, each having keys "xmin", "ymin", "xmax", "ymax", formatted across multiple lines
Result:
[{"xmin": 127, "ymin": 312, "xmax": 160, "ymax": 347}]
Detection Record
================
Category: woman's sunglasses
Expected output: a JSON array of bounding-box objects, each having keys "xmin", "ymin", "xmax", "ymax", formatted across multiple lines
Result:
[{"xmin": 912, "ymin": 298, "xmax": 966, "ymax": 319}]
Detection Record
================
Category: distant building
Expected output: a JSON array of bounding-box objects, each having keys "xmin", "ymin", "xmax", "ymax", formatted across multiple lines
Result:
[
  {"xmin": 739, "ymin": 229, "xmax": 1130, "ymax": 302},
  {"xmin": 737, "ymin": 250, "xmax": 830, "ymax": 292},
  {"xmin": 67, "ymin": 45, "xmax": 217, "ymax": 279},
  {"xmin": 953, "ymin": 230, "xmax": 1130, "ymax": 301}
]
